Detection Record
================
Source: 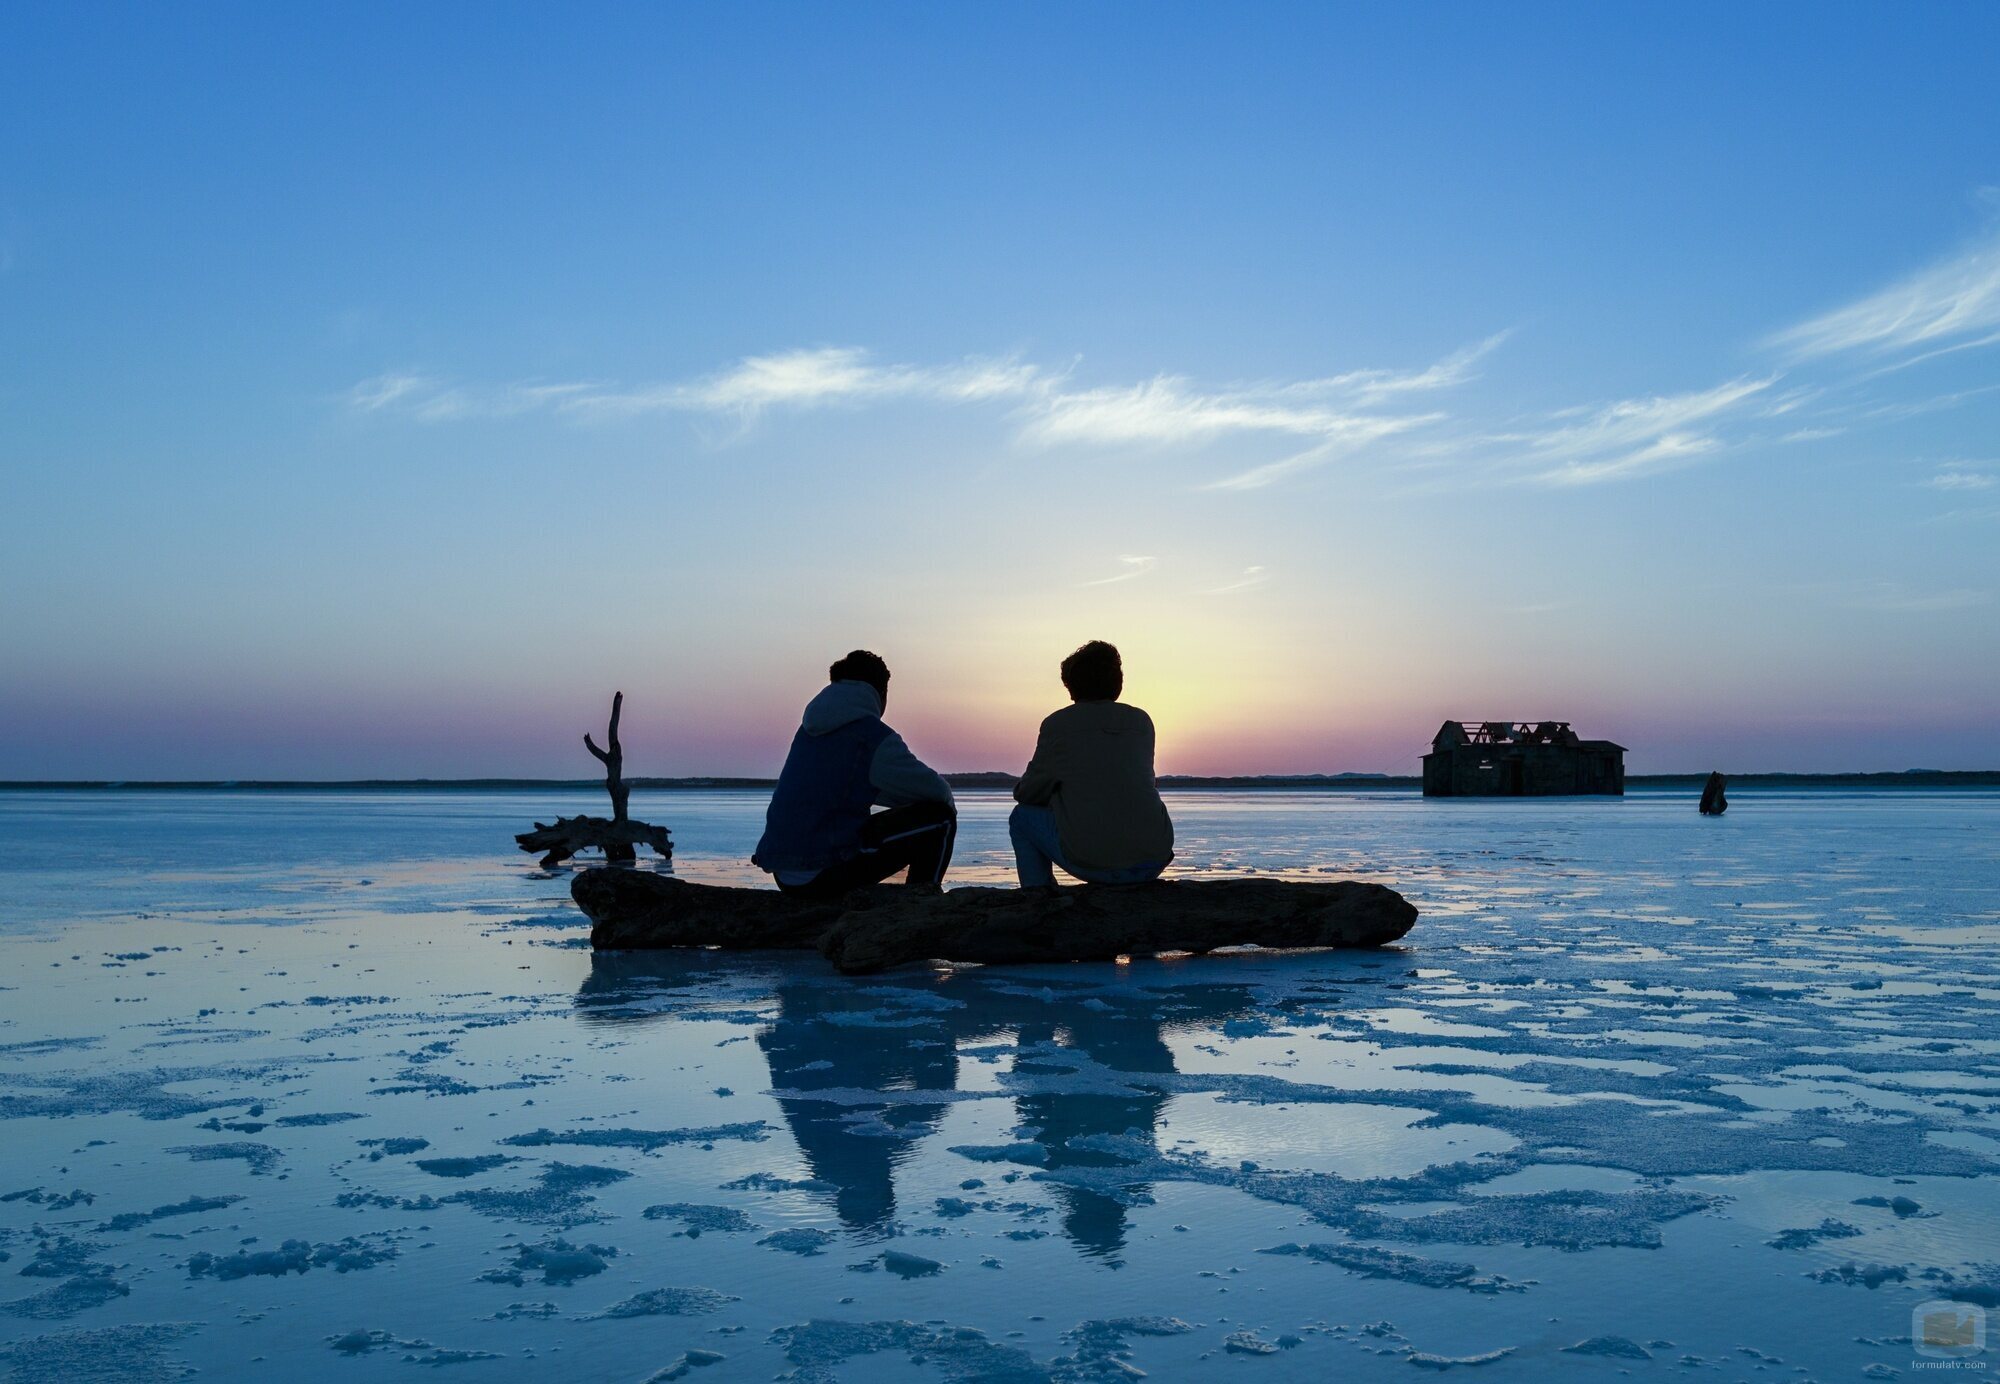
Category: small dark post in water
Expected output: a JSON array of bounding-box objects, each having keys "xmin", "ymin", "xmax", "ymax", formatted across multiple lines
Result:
[
  {"xmin": 1699, "ymin": 771, "xmax": 1728, "ymax": 816},
  {"xmin": 585, "ymin": 691, "xmax": 632, "ymax": 846}
]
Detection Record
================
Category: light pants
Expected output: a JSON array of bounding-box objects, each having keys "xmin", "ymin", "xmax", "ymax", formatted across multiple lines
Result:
[{"xmin": 1008, "ymin": 803, "xmax": 1168, "ymax": 888}]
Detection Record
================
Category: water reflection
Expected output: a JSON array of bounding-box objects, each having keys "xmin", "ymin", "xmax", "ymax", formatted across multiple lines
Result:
[
  {"xmin": 574, "ymin": 954, "xmax": 1261, "ymax": 1263},
  {"xmin": 1012, "ymin": 998, "xmax": 1178, "ymax": 1261},
  {"xmin": 758, "ymin": 978, "xmax": 959, "ymax": 1235}
]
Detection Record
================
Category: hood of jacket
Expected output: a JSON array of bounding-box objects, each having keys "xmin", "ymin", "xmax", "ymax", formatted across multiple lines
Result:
[
  {"xmin": 800, "ymin": 680, "xmax": 883, "ymax": 736},
  {"xmin": 1069, "ymin": 700, "xmax": 1132, "ymax": 733}
]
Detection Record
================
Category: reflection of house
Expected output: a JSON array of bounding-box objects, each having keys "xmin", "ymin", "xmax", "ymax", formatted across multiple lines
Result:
[{"xmin": 1422, "ymin": 721, "xmax": 1625, "ymax": 797}]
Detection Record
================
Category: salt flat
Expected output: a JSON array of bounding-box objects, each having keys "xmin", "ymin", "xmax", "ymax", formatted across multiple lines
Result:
[{"xmin": 1, "ymin": 788, "xmax": 1995, "ymax": 1381}]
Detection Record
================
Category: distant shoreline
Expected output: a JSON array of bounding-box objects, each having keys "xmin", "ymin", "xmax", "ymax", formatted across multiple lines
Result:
[{"xmin": 4, "ymin": 771, "xmax": 1998, "ymax": 792}]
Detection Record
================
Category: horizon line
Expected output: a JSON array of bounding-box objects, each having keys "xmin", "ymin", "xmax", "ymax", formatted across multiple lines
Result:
[{"xmin": 4, "ymin": 769, "xmax": 1997, "ymax": 791}]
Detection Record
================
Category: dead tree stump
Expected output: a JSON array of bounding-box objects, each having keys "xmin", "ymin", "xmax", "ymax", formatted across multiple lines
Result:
[
  {"xmin": 586, "ymin": 691, "xmax": 634, "ymax": 860},
  {"xmin": 514, "ymin": 691, "xmax": 674, "ymax": 868},
  {"xmin": 1699, "ymin": 771, "xmax": 1728, "ymax": 816}
]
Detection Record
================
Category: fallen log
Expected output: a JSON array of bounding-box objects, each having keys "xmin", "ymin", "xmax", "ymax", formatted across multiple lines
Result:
[
  {"xmin": 517, "ymin": 815, "xmax": 674, "ymax": 869},
  {"xmin": 573, "ymin": 871, "xmax": 844, "ymax": 951},
  {"xmin": 572, "ymin": 870, "xmax": 1417, "ymax": 975}
]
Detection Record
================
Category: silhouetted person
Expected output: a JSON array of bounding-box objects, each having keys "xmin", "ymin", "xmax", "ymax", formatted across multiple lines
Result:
[
  {"xmin": 753, "ymin": 650, "xmax": 956, "ymax": 895},
  {"xmin": 1010, "ymin": 641, "xmax": 1173, "ymax": 888}
]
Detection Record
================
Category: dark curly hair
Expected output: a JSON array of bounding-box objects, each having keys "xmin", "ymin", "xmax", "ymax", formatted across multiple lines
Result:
[
  {"xmin": 1059, "ymin": 640, "xmax": 1122, "ymax": 702},
  {"xmin": 828, "ymin": 649, "xmax": 890, "ymax": 711}
]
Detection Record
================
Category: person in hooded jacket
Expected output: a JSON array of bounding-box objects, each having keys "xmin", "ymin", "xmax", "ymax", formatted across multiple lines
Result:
[
  {"xmin": 1010, "ymin": 640, "xmax": 1174, "ymax": 888},
  {"xmin": 753, "ymin": 650, "xmax": 956, "ymax": 896}
]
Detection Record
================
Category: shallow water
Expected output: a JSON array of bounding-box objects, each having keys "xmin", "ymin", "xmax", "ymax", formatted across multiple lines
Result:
[{"xmin": 1, "ymin": 788, "xmax": 1996, "ymax": 1381}]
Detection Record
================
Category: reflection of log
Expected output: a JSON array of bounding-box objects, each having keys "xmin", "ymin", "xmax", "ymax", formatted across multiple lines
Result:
[
  {"xmin": 573, "ymin": 871, "xmax": 1417, "ymax": 975},
  {"xmin": 517, "ymin": 815, "xmax": 673, "ymax": 869},
  {"xmin": 1699, "ymin": 771, "xmax": 1728, "ymax": 816}
]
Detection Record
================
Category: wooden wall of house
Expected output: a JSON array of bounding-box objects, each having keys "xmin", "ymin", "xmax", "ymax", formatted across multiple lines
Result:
[{"xmin": 1422, "ymin": 746, "xmax": 1624, "ymax": 796}]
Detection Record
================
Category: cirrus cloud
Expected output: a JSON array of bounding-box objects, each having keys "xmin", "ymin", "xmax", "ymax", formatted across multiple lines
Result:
[{"xmin": 1767, "ymin": 229, "xmax": 2000, "ymax": 362}]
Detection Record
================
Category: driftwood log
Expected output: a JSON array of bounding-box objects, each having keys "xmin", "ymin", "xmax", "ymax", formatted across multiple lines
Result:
[
  {"xmin": 517, "ymin": 815, "xmax": 674, "ymax": 869},
  {"xmin": 572, "ymin": 870, "xmax": 1418, "ymax": 975}
]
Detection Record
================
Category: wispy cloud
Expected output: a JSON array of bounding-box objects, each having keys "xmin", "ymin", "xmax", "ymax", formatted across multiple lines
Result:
[
  {"xmin": 348, "ymin": 225, "xmax": 2000, "ymax": 502},
  {"xmin": 1020, "ymin": 374, "xmax": 1459, "ymax": 455},
  {"xmin": 1854, "ymin": 382, "xmax": 2000, "ymax": 422},
  {"xmin": 349, "ymin": 373, "xmax": 434, "ymax": 412},
  {"xmin": 423, "ymin": 381, "xmax": 599, "ymax": 422},
  {"xmin": 1512, "ymin": 376, "xmax": 1777, "ymax": 486},
  {"xmin": 349, "ymin": 348, "xmax": 1043, "ymax": 424},
  {"xmin": 1203, "ymin": 565, "xmax": 1272, "ymax": 595},
  {"xmin": 330, "ymin": 343, "xmax": 1846, "ymax": 495},
  {"xmin": 1022, "ymin": 334, "xmax": 1500, "ymax": 454},
  {"xmin": 1921, "ymin": 465, "xmax": 1995, "ymax": 491},
  {"xmin": 347, "ymin": 373, "xmax": 601, "ymax": 422},
  {"xmin": 347, "ymin": 336, "xmax": 1498, "ymax": 488},
  {"xmin": 1080, "ymin": 554, "xmax": 1157, "ymax": 587},
  {"xmin": 1025, "ymin": 377, "xmax": 1348, "ymax": 447},
  {"xmin": 1022, "ymin": 345, "xmax": 1485, "ymax": 491},
  {"xmin": 1200, "ymin": 425, "xmax": 1433, "ymax": 492},
  {"xmin": 576, "ymin": 347, "xmax": 1043, "ymax": 417},
  {"xmin": 1038, "ymin": 338, "xmax": 1503, "ymax": 493},
  {"xmin": 1767, "ymin": 230, "xmax": 2000, "ymax": 360},
  {"xmin": 1284, "ymin": 330, "xmax": 1512, "ymax": 406}
]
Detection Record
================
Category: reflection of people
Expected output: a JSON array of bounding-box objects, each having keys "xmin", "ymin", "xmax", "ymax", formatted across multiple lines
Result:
[
  {"xmin": 751, "ymin": 974, "xmax": 1258, "ymax": 1259},
  {"xmin": 757, "ymin": 980, "xmax": 957, "ymax": 1234},
  {"xmin": 753, "ymin": 650, "xmax": 956, "ymax": 897},
  {"xmin": 577, "ymin": 950, "xmax": 1265, "ymax": 1259},
  {"xmin": 1011, "ymin": 641, "xmax": 1174, "ymax": 888},
  {"xmin": 1011, "ymin": 1000, "xmax": 1177, "ymax": 1263}
]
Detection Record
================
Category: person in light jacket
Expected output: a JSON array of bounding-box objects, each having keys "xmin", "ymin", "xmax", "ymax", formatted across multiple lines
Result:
[
  {"xmin": 1010, "ymin": 641, "xmax": 1173, "ymax": 888},
  {"xmin": 753, "ymin": 650, "xmax": 956, "ymax": 896}
]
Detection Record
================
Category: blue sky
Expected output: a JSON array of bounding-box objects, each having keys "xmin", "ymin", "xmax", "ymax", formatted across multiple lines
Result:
[{"xmin": 3, "ymin": 4, "xmax": 1997, "ymax": 778}]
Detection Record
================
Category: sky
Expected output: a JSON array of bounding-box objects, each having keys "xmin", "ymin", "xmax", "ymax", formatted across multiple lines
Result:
[{"xmin": 3, "ymin": 4, "xmax": 1998, "ymax": 779}]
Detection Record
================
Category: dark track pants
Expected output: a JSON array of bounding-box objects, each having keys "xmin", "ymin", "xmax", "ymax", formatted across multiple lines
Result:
[{"xmin": 777, "ymin": 800, "xmax": 957, "ymax": 897}]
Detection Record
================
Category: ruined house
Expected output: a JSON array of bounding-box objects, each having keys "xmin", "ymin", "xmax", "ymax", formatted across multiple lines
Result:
[{"xmin": 1422, "ymin": 721, "xmax": 1625, "ymax": 797}]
